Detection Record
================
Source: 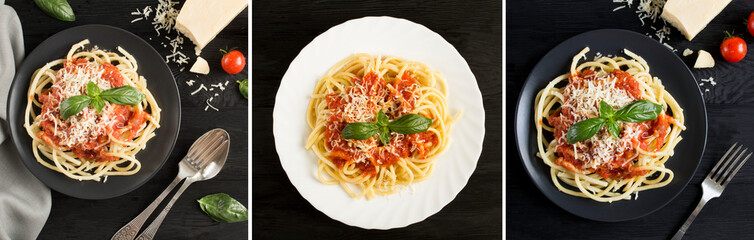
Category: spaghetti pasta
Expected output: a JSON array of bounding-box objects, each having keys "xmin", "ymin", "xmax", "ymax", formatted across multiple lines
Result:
[
  {"xmin": 24, "ymin": 39, "xmax": 161, "ymax": 181},
  {"xmin": 534, "ymin": 47, "xmax": 685, "ymax": 202},
  {"xmin": 305, "ymin": 54, "xmax": 458, "ymax": 199}
]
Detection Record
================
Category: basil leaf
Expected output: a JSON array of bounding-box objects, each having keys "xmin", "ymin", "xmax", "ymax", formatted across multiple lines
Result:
[
  {"xmin": 197, "ymin": 193, "xmax": 248, "ymax": 223},
  {"xmin": 341, "ymin": 123, "xmax": 380, "ymax": 140},
  {"xmin": 378, "ymin": 127, "xmax": 390, "ymax": 145},
  {"xmin": 99, "ymin": 86, "xmax": 145, "ymax": 105},
  {"xmin": 86, "ymin": 81, "xmax": 100, "ymax": 96},
  {"xmin": 599, "ymin": 100, "xmax": 614, "ymax": 120},
  {"xmin": 34, "ymin": 0, "xmax": 75, "ymax": 22},
  {"xmin": 566, "ymin": 118, "xmax": 606, "ymax": 144},
  {"xmin": 387, "ymin": 114, "xmax": 433, "ymax": 134},
  {"xmin": 91, "ymin": 96, "xmax": 104, "ymax": 114},
  {"xmin": 615, "ymin": 100, "xmax": 663, "ymax": 123},
  {"xmin": 606, "ymin": 119, "xmax": 621, "ymax": 139},
  {"xmin": 237, "ymin": 79, "xmax": 248, "ymax": 99},
  {"xmin": 60, "ymin": 95, "xmax": 91, "ymax": 120},
  {"xmin": 376, "ymin": 110, "xmax": 388, "ymax": 127}
]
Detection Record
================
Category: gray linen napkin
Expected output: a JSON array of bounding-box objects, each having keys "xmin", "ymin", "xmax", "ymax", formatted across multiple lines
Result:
[{"xmin": 0, "ymin": 1, "xmax": 52, "ymax": 240}]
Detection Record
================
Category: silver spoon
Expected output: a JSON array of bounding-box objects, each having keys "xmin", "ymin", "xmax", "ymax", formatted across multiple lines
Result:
[{"xmin": 111, "ymin": 128, "xmax": 230, "ymax": 240}]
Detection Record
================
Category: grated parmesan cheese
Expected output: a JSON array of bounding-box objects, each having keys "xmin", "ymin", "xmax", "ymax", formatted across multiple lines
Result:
[
  {"xmin": 558, "ymin": 72, "xmax": 642, "ymax": 169},
  {"xmin": 191, "ymin": 83, "xmax": 207, "ymax": 95},
  {"xmin": 130, "ymin": 0, "xmax": 190, "ymax": 66},
  {"xmin": 40, "ymin": 62, "xmax": 118, "ymax": 149},
  {"xmin": 614, "ymin": 0, "xmax": 677, "ymax": 51},
  {"xmin": 700, "ymin": 77, "xmax": 716, "ymax": 86}
]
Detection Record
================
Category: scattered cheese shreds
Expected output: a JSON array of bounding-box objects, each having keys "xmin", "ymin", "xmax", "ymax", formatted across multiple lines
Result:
[
  {"xmin": 206, "ymin": 99, "xmax": 219, "ymax": 111},
  {"xmin": 663, "ymin": 43, "xmax": 676, "ymax": 52},
  {"xmin": 185, "ymin": 79, "xmax": 195, "ymax": 86},
  {"xmin": 615, "ymin": 0, "xmax": 677, "ymax": 50},
  {"xmin": 191, "ymin": 84, "xmax": 207, "ymax": 95},
  {"xmin": 700, "ymin": 77, "xmax": 716, "ymax": 86},
  {"xmin": 210, "ymin": 83, "xmax": 225, "ymax": 91},
  {"xmin": 130, "ymin": 0, "xmax": 190, "ymax": 66}
]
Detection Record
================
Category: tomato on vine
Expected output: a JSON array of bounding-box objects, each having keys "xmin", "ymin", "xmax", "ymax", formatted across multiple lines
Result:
[
  {"xmin": 220, "ymin": 48, "xmax": 246, "ymax": 74},
  {"xmin": 720, "ymin": 31, "xmax": 747, "ymax": 63}
]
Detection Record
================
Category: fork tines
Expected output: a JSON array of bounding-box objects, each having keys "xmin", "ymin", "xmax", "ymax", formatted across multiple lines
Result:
[{"xmin": 708, "ymin": 143, "xmax": 752, "ymax": 187}]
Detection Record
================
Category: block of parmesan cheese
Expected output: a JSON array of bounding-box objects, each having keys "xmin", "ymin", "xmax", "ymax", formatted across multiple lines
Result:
[
  {"xmin": 175, "ymin": 0, "xmax": 248, "ymax": 55},
  {"xmin": 661, "ymin": 0, "xmax": 732, "ymax": 41}
]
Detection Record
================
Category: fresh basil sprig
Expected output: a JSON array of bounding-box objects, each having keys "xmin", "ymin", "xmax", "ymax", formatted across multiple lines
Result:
[
  {"xmin": 34, "ymin": 0, "xmax": 75, "ymax": 22},
  {"xmin": 565, "ymin": 100, "xmax": 662, "ymax": 144},
  {"xmin": 59, "ymin": 81, "xmax": 145, "ymax": 120},
  {"xmin": 197, "ymin": 193, "xmax": 248, "ymax": 223},
  {"xmin": 341, "ymin": 110, "xmax": 433, "ymax": 145}
]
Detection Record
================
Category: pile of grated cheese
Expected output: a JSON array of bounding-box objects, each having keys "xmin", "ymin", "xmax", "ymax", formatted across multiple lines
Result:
[
  {"xmin": 131, "ymin": 0, "xmax": 190, "ymax": 66},
  {"xmin": 613, "ymin": 0, "xmax": 677, "ymax": 52},
  {"xmin": 327, "ymin": 73, "xmax": 421, "ymax": 165},
  {"xmin": 42, "ymin": 63, "xmax": 117, "ymax": 148},
  {"xmin": 561, "ymin": 74, "xmax": 636, "ymax": 121},
  {"xmin": 560, "ymin": 72, "xmax": 639, "ymax": 169}
]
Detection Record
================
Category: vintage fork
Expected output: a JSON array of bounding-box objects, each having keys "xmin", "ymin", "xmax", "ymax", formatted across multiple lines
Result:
[
  {"xmin": 671, "ymin": 143, "xmax": 752, "ymax": 240},
  {"xmin": 111, "ymin": 129, "xmax": 230, "ymax": 240}
]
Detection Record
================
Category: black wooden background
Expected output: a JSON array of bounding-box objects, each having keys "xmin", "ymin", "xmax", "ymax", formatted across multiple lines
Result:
[
  {"xmin": 6, "ymin": 1, "xmax": 248, "ymax": 239},
  {"xmin": 507, "ymin": 1, "xmax": 754, "ymax": 239},
  {"xmin": 252, "ymin": 0, "xmax": 501, "ymax": 239}
]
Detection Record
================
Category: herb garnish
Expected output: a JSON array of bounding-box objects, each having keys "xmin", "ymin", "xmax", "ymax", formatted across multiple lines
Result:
[
  {"xmin": 341, "ymin": 110, "xmax": 433, "ymax": 145},
  {"xmin": 34, "ymin": 0, "xmax": 75, "ymax": 22},
  {"xmin": 565, "ymin": 100, "xmax": 662, "ymax": 144},
  {"xmin": 197, "ymin": 193, "xmax": 248, "ymax": 223},
  {"xmin": 59, "ymin": 81, "xmax": 145, "ymax": 120}
]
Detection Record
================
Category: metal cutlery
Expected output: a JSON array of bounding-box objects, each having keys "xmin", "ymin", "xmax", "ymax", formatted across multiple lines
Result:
[
  {"xmin": 671, "ymin": 143, "xmax": 751, "ymax": 240},
  {"xmin": 112, "ymin": 128, "xmax": 230, "ymax": 240}
]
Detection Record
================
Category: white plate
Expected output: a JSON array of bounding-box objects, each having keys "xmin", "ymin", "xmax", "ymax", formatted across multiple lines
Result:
[{"xmin": 272, "ymin": 16, "xmax": 485, "ymax": 229}]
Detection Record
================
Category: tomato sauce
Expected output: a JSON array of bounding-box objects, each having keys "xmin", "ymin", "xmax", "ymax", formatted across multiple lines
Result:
[
  {"xmin": 36, "ymin": 58, "xmax": 149, "ymax": 162},
  {"xmin": 547, "ymin": 70, "xmax": 668, "ymax": 180},
  {"xmin": 324, "ymin": 71, "xmax": 437, "ymax": 176}
]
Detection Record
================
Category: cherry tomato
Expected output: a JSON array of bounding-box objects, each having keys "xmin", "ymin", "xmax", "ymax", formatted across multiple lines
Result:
[
  {"xmin": 721, "ymin": 36, "xmax": 747, "ymax": 62},
  {"xmin": 221, "ymin": 50, "xmax": 246, "ymax": 74},
  {"xmin": 748, "ymin": 12, "xmax": 754, "ymax": 37}
]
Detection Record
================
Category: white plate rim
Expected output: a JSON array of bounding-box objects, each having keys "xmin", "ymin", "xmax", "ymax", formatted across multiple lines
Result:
[{"xmin": 272, "ymin": 16, "xmax": 486, "ymax": 229}]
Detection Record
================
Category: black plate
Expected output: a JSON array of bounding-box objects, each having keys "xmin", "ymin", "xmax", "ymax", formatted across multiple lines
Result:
[
  {"xmin": 6, "ymin": 25, "xmax": 181, "ymax": 199},
  {"xmin": 514, "ymin": 29, "xmax": 707, "ymax": 222}
]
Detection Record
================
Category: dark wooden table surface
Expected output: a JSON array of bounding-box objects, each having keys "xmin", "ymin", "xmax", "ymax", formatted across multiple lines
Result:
[
  {"xmin": 6, "ymin": 1, "xmax": 248, "ymax": 239},
  {"xmin": 507, "ymin": 1, "xmax": 754, "ymax": 239},
  {"xmin": 252, "ymin": 0, "xmax": 501, "ymax": 239}
]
